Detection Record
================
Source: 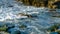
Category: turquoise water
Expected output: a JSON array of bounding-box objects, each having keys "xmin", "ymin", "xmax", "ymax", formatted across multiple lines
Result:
[{"xmin": 0, "ymin": 0, "xmax": 60, "ymax": 34}]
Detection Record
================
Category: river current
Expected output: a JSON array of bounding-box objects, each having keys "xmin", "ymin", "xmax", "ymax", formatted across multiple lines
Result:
[{"xmin": 0, "ymin": 0, "xmax": 60, "ymax": 34}]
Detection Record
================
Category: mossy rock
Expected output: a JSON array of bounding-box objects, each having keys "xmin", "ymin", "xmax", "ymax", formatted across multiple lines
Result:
[{"xmin": 0, "ymin": 25, "xmax": 7, "ymax": 31}]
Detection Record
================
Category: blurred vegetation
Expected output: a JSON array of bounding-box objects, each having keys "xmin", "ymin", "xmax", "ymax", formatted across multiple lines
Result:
[
  {"xmin": 16, "ymin": 0, "xmax": 48, "ymax": 7},
  {"xmin": 16, "ymin": 0, "xmax": 60, "ymax": 9}
]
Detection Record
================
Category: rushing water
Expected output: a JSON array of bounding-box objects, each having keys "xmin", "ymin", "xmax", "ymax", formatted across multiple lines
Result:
[{"xmin": 0, "ymin": 0, "xmax": 60, "ymax": 34}]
